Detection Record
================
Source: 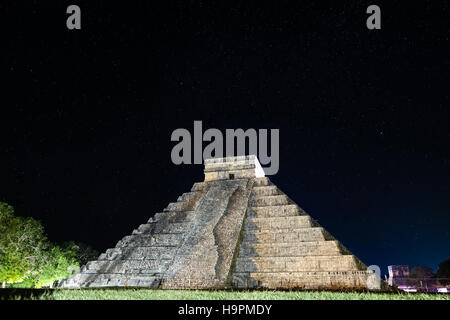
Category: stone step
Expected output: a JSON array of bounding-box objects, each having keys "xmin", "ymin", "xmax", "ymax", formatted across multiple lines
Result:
[
  {"xmin": 252, "ymin": 195, "xmax": 290, "ymax": 206},
  {"xmin": 85, "ymin": 259, "xmax": 170, "ymax": 274},
  {"xmin": 98, "ymin": 246, "xmax": 177, "ymax": 261},
  {"xmin": 132, "ymin": 223, "xmax": 154, "ymax": 235},
  {"xmin": 191, "ymin": 182, "xmax": 206, "ymax": 192},
  {"xmin": 116, "ymin": 233, "xmax": 183, "ymax": 247},
  {"xmin": 231, "ymin": 271, "xmax": 371, "ymax": 289},
  {"xmin": 253, "ymin": 177, "xmax": 270, "ymax": 186},
  {"xmin": 244, "ymin": 216, "xmax": 312, "ymax": 230},
  {"xmin": 133, "ymin": 222, "xmax": 188, "ymax": 235},
  {"xmin": 163, "ymin": 191, "xmax": 202, "ymax": 212},
  {"xmin": 60, "ymin": 273, "xmax": 161, "ymax": 288},
  {"xmin": 176, "ymin": 191, "xmax": 202, "ymax": 202},
  {"xmin": 249, "ymin": 204, "xmax": 303, "ymax": 217},
  {"xmin": 148, "ymin": 210, "xmax": 195, "ymax": 223},
  {"xmin": 164, "ymin": 201, "xmax": 194, "ymax": 212},
  {"xmin": 234, "ymin": 255, "xmax": 358, "ymax": 273},
  {"xmin": 161, "ymin": 278, "xmax": 224, "ymax": 290},
  {"xmin": 238, "ymin": 240, "xmax": 340, "ymax": 257},
  {"xmin": 252, "ymin": 185, "xmax": 279, "ymax": 196},
  {"xmin": 242, "ymin": 227, "xmax": 325, "ymax": 243}
]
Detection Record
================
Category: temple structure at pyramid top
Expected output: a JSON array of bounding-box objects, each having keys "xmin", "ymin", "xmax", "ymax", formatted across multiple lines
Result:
[
  {"xmin": 204, "ymin": 155, "xmax": 265, "ymax": 181},
  {"xmin": 60, "ymin": 155, "xmax": 377, "ymax": 290}
]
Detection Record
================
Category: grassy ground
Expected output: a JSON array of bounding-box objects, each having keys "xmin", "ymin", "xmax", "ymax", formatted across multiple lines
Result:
[{"xmin": 1, "ymin": 288, "xmax": 449, "ymax": 300}]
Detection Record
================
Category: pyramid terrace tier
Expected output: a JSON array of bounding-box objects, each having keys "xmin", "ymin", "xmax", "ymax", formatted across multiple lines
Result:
[
  {"xmin": 163, "ymin": 191, "xmax": 203, "ymax": 211},
  {"xmin": 83, "ymin": 259, "xmax": 171, "ymax": 274},
  {"xmin": 234, "ymin": 255, "xmax": 360, "ymax": 273},
  {"xmin": 116, "ymin": 233, "xmax": 184, "ymax": 247},
  {"xmin": 249, "ymin": 204, "xmax": 306, "ymax": 217},
  {"xmin": 244, "ymin": 215, "xmax": 313, "ymax": 230},
  {"xmin": 161, "ymin": 278, "xmax": 226, "ymax": 290},
  {"xmin": 253, "ymin": 177, "xmax": 271, "ymax": 186},
  {"xmin": 241, "ymin": 227, "xmax": 326, "ymax": 242},
  {"xmin": 252, "ymin": 185, "xmax": 280, "ymax": 196},
  {"xmin": 232, "ymin": 271, "xmax": 373, "ymax": 289},
  {"xmin": 238, "ymin": 240, "xmax": 342, "ymax": 257},
  {"xmin": 98, "ymin": 246, "xmax": 178, "ymax": 261},
  {"xmin": 61, "ymin": 273, "xmax": 162, "ymax": 288},
  {"xmin": 149, "ymin": 210, "xmax": 196, "ymax": 223},
  {"xmin": 252, "ymin": 194, "xmax": 292, "ymax": 206},
  {"xmin": 132, "ymin": 222, "xmax": 190, "ymax": 235}
]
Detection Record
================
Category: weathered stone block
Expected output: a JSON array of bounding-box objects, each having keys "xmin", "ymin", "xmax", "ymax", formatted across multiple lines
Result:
[
  {"xmin": 253, "ymin": 194, "xmax": 290, "ymax": 206},
  {"xmin": 239, "ymin": 240, "xmax": 340, "ymax": 257},
  {"xmin": 232, "ymin": 271, "xmax": 372, "ymax": 289},
  {"xmin": 242, "ymin": 227, "xmax": 325, "ymax": 243},
  {"xmin": 250, "ymin": 204, "xmax": 302, "ymax": 217},
  {"xmin": 235, "ymin": 256, "xmax": 358, "ymax": 273},
  {"xmin": 244, "ymin": 216, "xmax": 312, "ymax": 230},
  {"xmin": 252, "ymin": 185, "xmax": 279, "ymax": 196}
]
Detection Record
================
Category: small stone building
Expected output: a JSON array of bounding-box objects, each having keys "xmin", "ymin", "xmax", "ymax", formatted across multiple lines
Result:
[{"xmin": 387, "ymin": 265, "xmax": 410, "ymax": 287}]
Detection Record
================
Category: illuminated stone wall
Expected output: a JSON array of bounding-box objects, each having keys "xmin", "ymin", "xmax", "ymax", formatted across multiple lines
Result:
[{"xmin": 60, "ymin": 156, "xmax": 372, "ymax": 289}]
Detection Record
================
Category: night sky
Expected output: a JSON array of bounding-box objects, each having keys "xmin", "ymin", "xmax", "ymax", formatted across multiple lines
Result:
[{"xmin": 1, "ymin": 1, "xmax": 449, "ymax": 275}]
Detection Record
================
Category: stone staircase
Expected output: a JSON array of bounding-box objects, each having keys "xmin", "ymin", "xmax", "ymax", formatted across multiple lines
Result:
[
  {"xmin": 160, "ymin": 179, "xmax": 254, "ymax": 289},
  {"xmin": 232, "ymin": 178, "xmax": 370, "ymax": 289}
]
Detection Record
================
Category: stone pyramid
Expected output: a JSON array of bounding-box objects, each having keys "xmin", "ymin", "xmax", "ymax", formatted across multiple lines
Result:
[{"xmin": 60, "ymin": 155, "xmax": 372, "ymax": 289}]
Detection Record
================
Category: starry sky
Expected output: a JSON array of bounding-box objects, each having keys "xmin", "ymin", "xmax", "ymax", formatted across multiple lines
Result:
[{"xmin": 1, "ymin": 1, "xmax": 449, "ymax": 275}]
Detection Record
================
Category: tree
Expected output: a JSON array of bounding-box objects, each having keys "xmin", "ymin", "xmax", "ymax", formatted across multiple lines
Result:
[
  {"xmin": 0, "ymin": 202, "xmax": 81, "ymax": 288},
  {"xmin": 60, "ymin": 241, "xmax": 99, "ymax": 266},
  {"xmin": 436, "ymin": 259, "xmax": 450, "ymax": 286},
  {"xmin": 0, "ymin": 202, "xmax": 16, "ymax": 288},
  {"xmin": 410, "ymin": 266, "xmax": 435, "ymax": 278},
  {"xmin": 0, "ymin": 203, "xmax": 48, "ymax": 287},
  {"xmin": 31, "ymin": 245, "xmax": 78, "ymax": 288}
]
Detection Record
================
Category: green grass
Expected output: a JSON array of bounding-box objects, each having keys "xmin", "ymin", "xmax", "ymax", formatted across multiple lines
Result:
[{"xmin": 2, "ymin": 288, "xmax": 449, "ymax": 300}]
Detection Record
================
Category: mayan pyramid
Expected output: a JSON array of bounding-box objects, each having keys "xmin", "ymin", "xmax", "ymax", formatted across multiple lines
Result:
[{"xmin": 60, "ymin": 155, "xmax": 373, "ymax": 289}]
